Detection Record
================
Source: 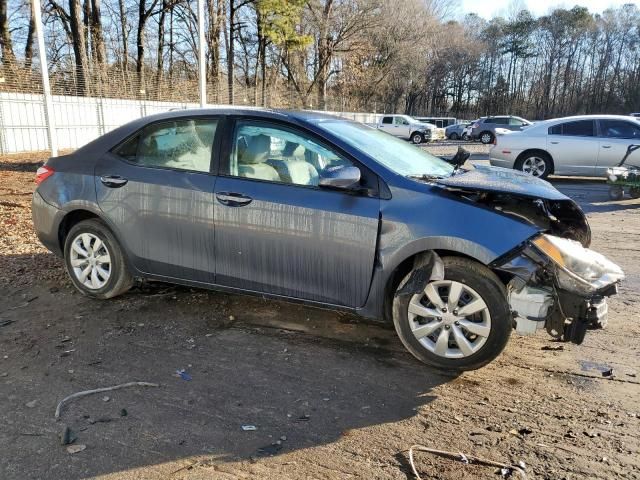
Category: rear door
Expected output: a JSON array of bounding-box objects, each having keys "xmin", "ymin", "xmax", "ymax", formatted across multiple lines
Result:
[
  {"xmin": 596, "ymin": 119, "xmax": 640, "ymax": 174},
  {"xmin": 213, "ymin": 118, "xmax": 380, "ymax": 307},
  {"xmin": 546, "ymin": 119, "xmax": 599, "ymax": 176},
  {"xmin": 95, "ymin": 117, "xmax": 221, "ymax": 283},
  {"xmin": 378, "ymin": 116, "xmax": 394, "ymax": 134}
]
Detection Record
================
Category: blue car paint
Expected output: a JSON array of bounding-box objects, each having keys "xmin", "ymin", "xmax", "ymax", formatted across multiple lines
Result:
[{"xmin": 33, "ymin": 108, "xmax": 579, "ymax": 321}]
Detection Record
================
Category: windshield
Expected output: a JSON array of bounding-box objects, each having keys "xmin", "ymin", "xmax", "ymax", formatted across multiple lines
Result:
[{"xmin": 313, "ymin": 120, "xmax": 454, "ymax": 178}]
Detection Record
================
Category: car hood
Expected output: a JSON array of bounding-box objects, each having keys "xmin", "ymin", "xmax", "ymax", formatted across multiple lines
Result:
[{"xmin": 436, "ymin": 165, "xmax": 567, "ymax": 200}]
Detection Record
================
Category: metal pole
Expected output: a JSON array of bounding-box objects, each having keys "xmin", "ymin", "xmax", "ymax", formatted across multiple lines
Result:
[
  {"xmin": 32, "ymin": 0, "xmax": 57, "ymax": 156},
  {"xmin": 197, "ymin": 0, "xmax": 206, "ymax": 108}
]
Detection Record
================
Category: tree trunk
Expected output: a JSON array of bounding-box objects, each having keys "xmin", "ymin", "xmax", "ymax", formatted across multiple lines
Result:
[
  {"xmin": 24, "ymin": 0, "xmax": 36, "ymax": 69},
  {"xmin": 69, "ymin": 0, "xmax": 89, "ymax": 94},
  {"xmin": 137, "ymin": 0, "xmax": 147, "ymax": 92},
  {"xmin": 0, "ymin": 0, "xmax": 16, "ymax": 64},
  {"xmin": 90, "ymin": 0, "xmax": 106, "ymax": 64},
  {"xmin": 207, "ymin": 0, "xmax": 223, "ymax": 98},
  {"xmin": 316, "ymin": 0, "xmax": 334, "ymax": 110},
  {"xmin": 156, "ymin": 0, "xmax": 167, "ymax": 91},
  {"xmin": 227, "ymin": 0, "xmax": 236, "ymax": 104},
  {"xmin": 118, "ymin": 0, "xmax": 128, "ymax": 71}
]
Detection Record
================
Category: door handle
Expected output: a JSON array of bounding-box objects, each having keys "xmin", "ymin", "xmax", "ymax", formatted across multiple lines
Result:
[
  {"xmin": 216, "ymin": 192, "xmax": 253, "ymax": 206},
  {"xmin": 100, "ymin": 175, "xmax": 128, "ymax": 188},
  {"xmin": 550, "ymin": 141, "xmax": 559, "ymax": 145},
  {"xmin": 602, "ymin": 145, "xmax": 611, "ymax": 149}
]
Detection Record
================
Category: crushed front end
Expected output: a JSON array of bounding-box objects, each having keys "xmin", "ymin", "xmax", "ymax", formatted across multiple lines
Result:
[{"xmin": 493, "ymin": 235, "xmax": 624, "ymax": 344}]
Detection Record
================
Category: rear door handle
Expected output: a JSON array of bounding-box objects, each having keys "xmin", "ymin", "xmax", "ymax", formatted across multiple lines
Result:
[
  {"xmin": 216, "ymin": 192, "xmax": 253, "ymax": 207},
  {"xmin": 100, "ymin": 175, "xmax": 128, "ymax": 188},
  {"xmin": 602, "ymin": 145, "xmax": 611, "ymax": 149}
]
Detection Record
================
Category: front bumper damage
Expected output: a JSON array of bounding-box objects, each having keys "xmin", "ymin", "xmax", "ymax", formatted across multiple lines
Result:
[{"xmin": 493, "ymin": 239, "xmax": 621, "ymax": 344}]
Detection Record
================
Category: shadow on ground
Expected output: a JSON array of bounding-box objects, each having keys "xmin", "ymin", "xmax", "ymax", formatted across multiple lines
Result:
[{"xmin": 0, "ymin": 253, "xmax": 451, "ymax": 479}]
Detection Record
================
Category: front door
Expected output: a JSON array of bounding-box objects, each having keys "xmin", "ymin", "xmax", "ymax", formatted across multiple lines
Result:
[
  {"xmin": 213, "ymin": 119, "xmax": 380, "ymax": 307},
  {"xmin": 393, "ymin": 116, "xmax": 411, "ymax": 138},
  {"xmin": 596, "ymin": 119, "xmax": 640, "ymax": 175},
  {"xmin": 95, "ymin": 117, "xmax": 220, "ymax": 283}
]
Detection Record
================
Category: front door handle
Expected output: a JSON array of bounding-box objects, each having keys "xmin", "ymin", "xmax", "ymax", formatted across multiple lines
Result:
[
  {"xmin": 550, "ymin": 141, "xmax": 559, "ymax": 145},
  {"xmin": 216, "ymin": 192, "xmax": 253, "ymax": 207},
  {"xmin": 602, "ymin": 145, "xmax": 612, "ymax": 149},
  {"xmin": 100, "ymin": 175, "xmax": 128, "ymax": 188}
]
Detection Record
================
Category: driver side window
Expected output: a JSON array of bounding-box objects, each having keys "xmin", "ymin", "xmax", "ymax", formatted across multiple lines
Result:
[{"xmin": 227, "ymin": 121, "xmax": 354, "ymax": 187}]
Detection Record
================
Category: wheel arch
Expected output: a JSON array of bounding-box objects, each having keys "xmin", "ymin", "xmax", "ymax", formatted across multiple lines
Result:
[{"xmin": 515, "ymin": 149, "xmax": 555, "ymax": 174}]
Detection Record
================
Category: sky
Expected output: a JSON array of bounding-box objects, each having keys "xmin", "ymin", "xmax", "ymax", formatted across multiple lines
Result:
[{"xmin": 459, "ymin": 0, "xmax": 637, "ymax": 19}]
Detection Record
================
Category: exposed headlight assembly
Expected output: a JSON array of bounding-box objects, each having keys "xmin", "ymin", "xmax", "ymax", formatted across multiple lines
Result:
[{"xmin": 532, "ymin": 234, "xmax": 624, "ymax": 295}]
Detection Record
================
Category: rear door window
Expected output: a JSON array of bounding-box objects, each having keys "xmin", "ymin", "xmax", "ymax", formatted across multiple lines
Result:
[
  {"xmin": 559, "ymin": 120, "xmax": 594, "ymax": 137},
  {"xmin": 381, "ymin": 117, "xmax": 393, "ymax": 124},
  {"xmin": 114, "ymin": 118, "xmax": 218, "ymax": 172},
  {"xmin": 599, "ymin": 120, "xmax": 640, "ymax": 139}
]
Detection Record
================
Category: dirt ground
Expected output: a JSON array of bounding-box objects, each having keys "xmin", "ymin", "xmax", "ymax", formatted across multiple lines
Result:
[{"xmin": 1, "ymin": 148, "xmax": 639, "ymax": 480}]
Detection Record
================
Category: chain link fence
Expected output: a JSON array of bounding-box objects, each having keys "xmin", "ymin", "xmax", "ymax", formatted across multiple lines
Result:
[{"xmin": 0, "ymin": 59, "xmax": 381, "ymax": 155}]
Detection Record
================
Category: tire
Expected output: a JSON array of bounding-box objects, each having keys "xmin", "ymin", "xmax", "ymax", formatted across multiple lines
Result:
[
  {"xmin": 461, "ymin": 133, "xmax": 469, "ymax": 141},
  {"xmin": 63, "ymin": 219, "xmax": 133, "ymax": 299},
  {"xmin": 411, "ymin": 132, "xmax": 424, "ymax": 144},
  {"xmin": 609, "ymin": 185, "xmax": 625, "ymax": 200},
  {"xmin": 393, "ymin": 256, "xmax": 511, "ymax": 372},
  {"xmin": 479, "ymin": 131, "xmax": 494, "ymax": 144},
  {"xmin": 630, "ymin": 187, "xmax": 640, "ymax": 199},
  {"xmin": 515, "ymin": 151, "xmax": 552, "ymax": 179},
  {"xmin": 450, "ymin": 132, "xmax": 459, "ymax": 141}
]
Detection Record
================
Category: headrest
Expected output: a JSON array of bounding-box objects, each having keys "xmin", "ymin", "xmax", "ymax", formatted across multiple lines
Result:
[{"xmin": 239, "ymin": 134, "xmax": 271, "ymax": 164}]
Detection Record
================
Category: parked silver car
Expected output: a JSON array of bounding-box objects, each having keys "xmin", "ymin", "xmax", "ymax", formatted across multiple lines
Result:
[
  {"xmin": 490, "ymin": 115, "xmax": 640, "ymax": 178},
  {"xmin": 445, "ymin": 122, "xmax": 471, "ymax": 140},
  {"xmin": 471, "ymin": 116, "xmax": 532, "ymax": 144}
]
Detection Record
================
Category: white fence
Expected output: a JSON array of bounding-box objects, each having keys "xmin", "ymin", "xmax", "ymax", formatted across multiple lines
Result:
[{"xmin": 0, "ymin": 92, "xmax": 384, "ymax": 154}]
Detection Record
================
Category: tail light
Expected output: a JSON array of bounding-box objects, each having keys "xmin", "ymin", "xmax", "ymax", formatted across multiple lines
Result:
[
  {"xmin": 35, "ymin": 165, "xmax": 55, "ymax": 185},
  {"xmin": 471, "ymin": 123, "xmax": 479, "ymax": 128}
]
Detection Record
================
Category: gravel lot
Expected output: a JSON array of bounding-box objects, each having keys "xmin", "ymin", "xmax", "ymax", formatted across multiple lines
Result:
[{"xmin": 1, "ymin": 150, "xmax": 639, "ymax": 479}]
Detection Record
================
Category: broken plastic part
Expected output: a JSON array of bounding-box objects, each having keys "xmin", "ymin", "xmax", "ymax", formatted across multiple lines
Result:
[
  {"xmin": 395, "ymin": 251, "xmax": 444, "ymax": 297},
  {"xmin": 508, "ymin": 279, "xmax": 553, "ymax": 336}
]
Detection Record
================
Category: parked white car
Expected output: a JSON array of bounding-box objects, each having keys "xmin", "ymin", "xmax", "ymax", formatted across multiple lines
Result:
[{"xmin": 490, "ymin": 115, "xmax": 640, "ymax": 178}]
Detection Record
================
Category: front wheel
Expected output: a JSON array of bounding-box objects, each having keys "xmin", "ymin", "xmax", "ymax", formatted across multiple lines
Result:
[
  {"xmin": 64, "ymin": 219, "xmax": 133, "ymax": 299},
  {"xmin": 449, "ymin": 132, "xmax": 459, "ymax": 141},
  {"xmin": 609, "ymin": 185, "xmax": 625, "ymax": 200},
  {"xmin": 629, "ymin": 187, "xmax": 640, "ymax": 199},
  {"xmin": 393, "ymin": 256, "xmax": 511, "ymax": 371},
  {"xmin": 411, "ymin": 132, "xmax": 424, "ymax": 144}
]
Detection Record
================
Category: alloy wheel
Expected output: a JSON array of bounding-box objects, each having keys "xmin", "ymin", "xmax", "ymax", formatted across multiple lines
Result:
[
  {"xmin": 521, "ymin": 156, "xmax": 546, "ymax": 177},
  {"xmin": 407, "ymin": 280, "xmax": 491, "ymax": 359},
  {"xmin": 480, "ymin": 133, "xmax": 492, "ymax": 144},
  {"xmin": 69, "ymin": 233, "xmax": 112, "ymax": 290}
]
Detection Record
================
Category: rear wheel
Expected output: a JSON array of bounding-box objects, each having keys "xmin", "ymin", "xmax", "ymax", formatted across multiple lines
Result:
[
  {"xmin": 515, "ymin": 152, "xmax": 552, "ymax": 179},
  {"xmin": 449, "ymin": 132, "xmax": 459, "ymax": 141},
  {"xmin": 393, "ymin": 256, "xmax": 511, "ymax": 371},
  {"xmin": 479, "ymin": 131, "xmax": 494, "ymax": 144},
  {"xmin": 609, "ymin": 185, "xmax": 625, "ymax": 200},
  {"xmin": 411, "ymin": 132, "xmax": 425, "ymax": 144},
  {"xmin": 630, "ymin": 187, "xmax": 640, "ymax": 199},
  {"xmin": 64, "ymin": 219, "xmax": 133, "ymax": 299}
]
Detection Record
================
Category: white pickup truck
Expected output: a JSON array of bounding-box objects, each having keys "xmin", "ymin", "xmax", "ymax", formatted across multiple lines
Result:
[{"xmin": 376, "ymin": 115, "xmax": 436, "ymax": 144}]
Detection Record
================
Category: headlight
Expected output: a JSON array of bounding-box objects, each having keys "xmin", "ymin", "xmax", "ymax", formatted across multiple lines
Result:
[{"xmin": 532, "ymin": 234, "xmax": 624, "ymax": 295}]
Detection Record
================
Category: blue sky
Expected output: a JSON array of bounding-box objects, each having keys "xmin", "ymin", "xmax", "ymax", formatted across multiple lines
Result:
[{"xmin": 459, "ymin": 0, "xmax": 636, "ymax": 19}]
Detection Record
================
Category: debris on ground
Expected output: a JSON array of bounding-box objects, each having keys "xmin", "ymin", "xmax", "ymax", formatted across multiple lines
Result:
[
  {"xmin": 241, "ymin": 425, "xmax": 257, "ymax": 431},
  {"xmin": 60, "ymin": 426, "xmax": 77, "ymax": 445},
  {"xmin": 66, "ymin": 444, "xmax": 86, "ymax": 454},
  {"xmin": 541, "ymin": 345, "xmax": 564, "ymax": 351},
  {"xmin": 257, "ymin": 442, "xmax": 283, "ymax": 456},
  {"xmin": 602, "ymin": 368, "xmax": 614, "ymax": 377},
  {"xmin": 175, "ymin": 369, "xmax": 192, "ymax": 381},
  {"xmin": 54, "ymin": 382, "xmax": 160, "ymax": 419},
  {"xmin": 25, "ymin": 400, "xmax": 37, "ymax": 408},
  {"xmin": 407, "ymin": 445, "xmax": 526, "ymax": 480}
]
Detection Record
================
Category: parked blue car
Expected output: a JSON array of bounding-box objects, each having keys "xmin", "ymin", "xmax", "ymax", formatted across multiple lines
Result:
[{"xmin": 32, "ymin": 109, "xmax": 623, "ymax": 371}]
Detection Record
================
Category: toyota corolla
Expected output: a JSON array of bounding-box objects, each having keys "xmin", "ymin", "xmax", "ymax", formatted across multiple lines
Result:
[{"xmin": 32, "ymin": 109, "xmax": 624, "ymax": 371}]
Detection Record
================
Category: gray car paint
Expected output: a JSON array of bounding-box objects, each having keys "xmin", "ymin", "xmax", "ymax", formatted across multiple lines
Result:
[{"xmin": 33, "ymin": 108, "xmax": 560, "ymax": 321}]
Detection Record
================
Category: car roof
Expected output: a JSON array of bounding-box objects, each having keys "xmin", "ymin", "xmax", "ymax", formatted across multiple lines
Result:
[{"xmin": 532, "ymin": 114, "xmax": 640, "ymax": 127}]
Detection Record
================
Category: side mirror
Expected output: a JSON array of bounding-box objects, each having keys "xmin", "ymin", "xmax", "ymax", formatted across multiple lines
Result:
[{"xmin": 319, "ymin": 165, "xmax": 361, "ymax": 190}]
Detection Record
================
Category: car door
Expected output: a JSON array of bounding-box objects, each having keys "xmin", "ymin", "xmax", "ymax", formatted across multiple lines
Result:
[
  {"xmin": 508, "ymin": 117, "xmax": 528, "ymax": 131},
  {"xmin": 595, "ymin": 119, "xmax": 640, "ymax": 174},
  {"xmin": 378, "ymin": 116, "xmax": 393, "ymax": 134},
  {"xmin": 546, "ymin": 119, "xmax": 599, "ymax": 176},
  {"xmin": 95, "ymin": 117, "xmax": 220, "ymax": 283},
  {"xmin": 213, "ymin": 118, "xmax": 380, "ymax": 307},
  {"xmin": 393, "ymin": 116, "xmax": 411, "ymax": 138}
]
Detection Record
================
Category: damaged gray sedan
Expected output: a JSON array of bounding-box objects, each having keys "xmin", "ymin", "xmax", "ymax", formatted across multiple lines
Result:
[{"xmin": 32, "ymin": 109, "xmax": 624, "ymax": 371}]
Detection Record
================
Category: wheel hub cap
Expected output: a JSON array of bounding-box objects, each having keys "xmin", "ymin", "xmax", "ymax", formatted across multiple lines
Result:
[
  {"xmin": 69, "ymin": 233, "xmax": 111, "ymax": 290},
  {"xmin": 522, "ymin": 157, "xmax": 545, "ymax": 176},
  {"xmin": 407, "ymin": 280, "xmax": 491, "ymax": 359}
]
